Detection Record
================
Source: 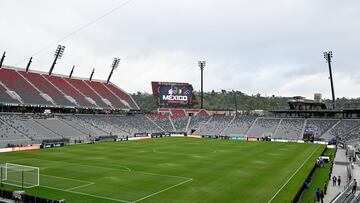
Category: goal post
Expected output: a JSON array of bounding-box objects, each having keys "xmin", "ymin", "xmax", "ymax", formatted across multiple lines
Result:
[{"xmin": 0, "ymin": 163, "xmax": 39, "ymax": 189}]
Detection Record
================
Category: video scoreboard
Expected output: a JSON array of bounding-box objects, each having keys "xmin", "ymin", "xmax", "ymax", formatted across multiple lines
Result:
[{"xmin": 151, "ymin": 81, "xmax": 194, "ymax": 108}]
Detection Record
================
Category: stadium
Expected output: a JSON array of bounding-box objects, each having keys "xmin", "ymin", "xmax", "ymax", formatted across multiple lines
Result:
[
  {"xmin": 1, "ymin": 1, "xmax": 360, "ymax": 203},
  {"xmin": 0, "ymin": 61, "xmax": 359, "ymax": 203}
]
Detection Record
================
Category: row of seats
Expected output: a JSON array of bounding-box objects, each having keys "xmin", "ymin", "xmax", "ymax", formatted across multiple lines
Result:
[
  {"xmin": 19, "ymin": 71, "xmax": 75, "ymax": 107},
  {"xmin": 324, "ymin": 119, "xmax": 360, "ymax": 141},
  {"xmin": 247, "ymin": 118, "xmax": 281, "ymax": 137},
  {"xmin": 147, "ymin": 114, "xmax": 175, "ymax": 132},
  {"xmin": 0, "ymin": 67, "xmax": 138, "ymax": 110},
  {"xmin": 0, "ymin": 69, "xmax": 52, "ymax": 106},
  {"xmin": 305, "ymin": 119, "xmax": 339, "ymax": 136},
  {"xmin": 222, "ymin": 116, "xmax": 256, "ymax": 135},
  {"xmin": 0, "ymin": 82, "xmax": 21, "ymax": 105},
  {"xmin": 1, "ymin": 114, "xmax": 360, "ymax": 147},
  {"xmin": 275, "ymin": 119, "xmax": 305, "ymax": 140},
  {"xmin": 194, "ymin": 116, "xmax": 233, "ymax": 135}
]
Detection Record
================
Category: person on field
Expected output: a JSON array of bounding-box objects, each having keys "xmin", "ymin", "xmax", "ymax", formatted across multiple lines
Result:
[
  {"xmin": 315, "ymin": 188, "xmax": 321, "ymax": 202},
  {"xmin": 338, "ymin": 176, "xmax": 341, "ymax": 186},
  {"xmin": 332, "ymin": 176, "xmax": 337, "ymax": 186},
  {"xmin": 324, "ymin": 181, "xmax": 327, "ymax": 194}
]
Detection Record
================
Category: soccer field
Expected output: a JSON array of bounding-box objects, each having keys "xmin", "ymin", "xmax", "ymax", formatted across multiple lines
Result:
[{"xmin": 0, "ymin": 138, "xmax": 325, "ymax": 203}]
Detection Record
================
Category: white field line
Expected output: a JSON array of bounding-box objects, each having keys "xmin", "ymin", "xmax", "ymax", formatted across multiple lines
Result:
[
  {"xmin": 40, "ymin": 185, "xmax": 131, "ymax": 203},
  {"xmin": 13, "ymin": 157, "xmax": 132, "ymax": 172},
  {"xmin": 12, "ymin": 157, "xmax": 191, "ymax": 180},
  {"xmin": 41, "ymin": 174, "xmax": 93, "ymax": 184},
  {"xmin": 2, "ymin": 180, "xmax": 37, "ymax": 189},
  {"xmin": 65, "ymin": 182, "xmax": 95, "ymax": 191},
  {"xmin": 7, "ymin": 157, "xmax": 194, "ymax": 202},
  {"xmin": 132, "ymin": 178, "xmax": 194, "ymax": 203},
  {"xmin": 2, "ymin": 173, "xmax": 95, "ymax": 191},
  {"xmin": 130, "ymin": 170, "xmax": 192, "ymax": 180},
  {"xmin": 267, "ymin": 145, "xmax": 321, "ymax": 203}
]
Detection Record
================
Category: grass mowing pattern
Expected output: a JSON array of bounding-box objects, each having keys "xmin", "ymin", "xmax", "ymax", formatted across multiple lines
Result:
[{"xmin": 0, "ymin": 138, "xmax": 325, "ymax": 203}]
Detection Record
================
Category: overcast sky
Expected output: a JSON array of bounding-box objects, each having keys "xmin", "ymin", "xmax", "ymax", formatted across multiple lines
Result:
[{"xmin": 1, "ymin": 0, "xmax": 359, "ymax": 99}]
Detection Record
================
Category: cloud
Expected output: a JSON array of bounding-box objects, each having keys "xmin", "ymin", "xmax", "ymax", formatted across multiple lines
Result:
[{"xmin": 0, "ymin": 0, "xmax": 359, "ymax": 99}]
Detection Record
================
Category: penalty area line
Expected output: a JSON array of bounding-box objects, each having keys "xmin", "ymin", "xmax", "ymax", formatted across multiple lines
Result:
[
  {"xmin": 40, "ymin": 174, "xmax": 94, "ymax": 184},
  {"xmin": 267, "ymin": 145, "xmax": 321, "ymax": 203},
  {"xmin": 132, "ymin": 178, "xmax": 194, "ymax": 203},
  {"xmin": 65, "ymin": 182, "xmax": 95, "ymax": 191}
]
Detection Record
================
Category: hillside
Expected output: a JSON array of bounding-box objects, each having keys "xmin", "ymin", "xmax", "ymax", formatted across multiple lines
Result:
[
  {"xmin": 132, "ymin": 91, "xmax": 360, "ymax": 113},
  {"xmin": 132, "ymin": 91, "xmax": 288, "ymax": 112}
]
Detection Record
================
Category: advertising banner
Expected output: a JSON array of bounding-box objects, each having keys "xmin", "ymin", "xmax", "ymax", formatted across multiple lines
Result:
[{"xmin": 0, "ymin": 145, "xmax": 40, "ymax": 153}]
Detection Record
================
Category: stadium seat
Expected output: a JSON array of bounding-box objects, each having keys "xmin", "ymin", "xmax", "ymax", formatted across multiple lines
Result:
[
  {"xmin": 18, "ymin": 71, "xmax": 76, "ymax": 107},
  {"xmin": 0, "ymin": 68, "xmax": 53, "ymax": 106},
  {"xmin": 0, "ymin": 83, "xmax": 21, "ymax": 105},
  {"xmin": 85, "ymin": 81, "xmax": 128, "ymax": 109},
  {"xmin": 65, "ymin": 78, "xmax": 112, "ymax": 109},
  {"xmin": 43, "ymin": 75, "xmax": 97, "ymax": 108},
  {"xmin": 104, "ymin": 83, "xmax": 139, "ymax": 109}
]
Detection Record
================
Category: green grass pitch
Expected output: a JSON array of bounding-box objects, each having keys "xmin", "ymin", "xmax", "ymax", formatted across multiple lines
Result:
[{"xmin": 0, "ymin": 138, "xmax": 325, "ymax": 203}]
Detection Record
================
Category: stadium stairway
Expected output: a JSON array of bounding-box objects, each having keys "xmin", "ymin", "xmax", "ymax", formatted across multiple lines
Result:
[
  {"xmin": 185, "ymin": 116, "xmax": 192, "ymax": 132},
  {"xmin": 245, "ymin": 117, "xmax": 259, "ymax": 136},
  {"xmin": 85, "ymin": 81, "xmax": 128, "ymax": 109},
  {"xmin": 18, "ymin": 71, "xmax": 76, "ymax": 107},
  {"xmin": 145, "ymin": 115, "xmax": 165, "ymax": 132},
  {"xmin": 321, "ymin": 120, "xmax": 342, "ymax": 140},
  {"xmin": 273, "ymin": 118, "xmax": 283, "ymax": 137},
  {"xmin": 0, "ymin": 68, "xmax": 53, "ymax": 106},
  {"xmin": 43, "ymin": 75, "xmax": 98, "ymax": 108},
  {"xmin": 300, "ymin": 119, "xmax": 308, "ymax": 138},
  {"xmin": 193, "ymin": 116, "xmax": 213, "ymax": 135},
  {"xmin": 0, "ymin": 82, "xmax": 21, "ymax": 105},
  {"xmin": 168, "ymin": 116, "xmax": 177, "ymax": 132},
  {"xmin": 219, "ymin": 115, "xmax": 236, "ymax": 136}
]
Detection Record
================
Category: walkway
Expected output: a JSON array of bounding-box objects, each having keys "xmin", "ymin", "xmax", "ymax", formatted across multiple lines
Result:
[{"xmin": 323, "ymin": 147, "xmax": 354, "ymax": 203}]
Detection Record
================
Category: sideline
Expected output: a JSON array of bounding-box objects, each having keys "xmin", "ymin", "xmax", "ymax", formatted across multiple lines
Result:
[{"xmin": 267, "ymin": 145, "xmax": 321, "ymax": 203}]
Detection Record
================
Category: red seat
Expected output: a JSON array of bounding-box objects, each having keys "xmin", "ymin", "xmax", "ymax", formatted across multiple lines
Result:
[
  {"xmin": 43, "ymin": 75, "xmax": 97, "ymax": 108},
  {"xmin": 0, "ymin": 68, "xmax": 52, "ymax": 106},
  {"xmin": 85, "ymin": 81, "xmax": 127, "ymax": 109},
  {"xmin": 19, "ymin": 71, "xmax": 76, "ymax": 107},
  {"xmin": 170, "ymin": 109, "xmax": 186, "ymax": 118},
  {"xmin": 0, "ymin": 83, "xmax": 21, "ymax": 104},
  {"xmin": 105, "ymin": 83, "xmax": 139, "ymax": 109},
  {"xmin": 65, "ymin": 79, "xmax": 111, "ymax": 109}
]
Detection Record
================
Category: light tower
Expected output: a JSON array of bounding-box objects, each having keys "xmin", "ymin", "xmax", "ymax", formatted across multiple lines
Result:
[
  {"xmin": 198, "ymin": 61, "xmax": 206, "ymax": 109},
  {"xmin": 49, "ymin": 45, "xmax": 65, "ymax": 75},
  {"xmin": 323, "ymin": 51, "xmax": 336, "ymax": 109},
  {"xmin": 107, "ymin": 58, "xmax": 120, "ymax": 84},
  {"xmin": 25, "ymin": 57, "xmax": 33, "ymax": 72},
  {"xmin": 89, "ymin": 68, "xmax": 95, "ymax": 81},
  {"xmin": 233, "ymin": 90, "xmax": 238, "ymax": 116},
  {"xmin": 69, "ymin": 65, "xmax": 75, "ymax": 78},
  {"xmin": 0, "ymin": 52, "xmax": 6, "ymax": 68}
]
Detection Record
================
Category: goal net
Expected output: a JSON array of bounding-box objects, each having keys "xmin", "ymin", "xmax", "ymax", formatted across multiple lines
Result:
[{"xmin": 0, "ymin": 163, "xmax": 39, "ymax": 188}]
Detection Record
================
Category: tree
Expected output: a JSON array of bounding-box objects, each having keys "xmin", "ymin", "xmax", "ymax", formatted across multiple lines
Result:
[{"xmin": 245, "ymin": 98, "xmax": 256, "ymax": 111}]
